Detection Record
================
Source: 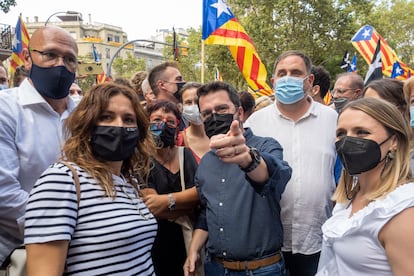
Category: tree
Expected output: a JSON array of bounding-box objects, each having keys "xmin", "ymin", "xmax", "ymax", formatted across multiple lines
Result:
[
  {"xmin": 367, "ymin": 0, "xmax": 414, "ymax": 68},
  {"xmin": 0, "ymin": 0, "xmax": 16, "ymax": 13},
  {"xmin": 179, "ymin": 0, "xmax": 414, "ymax": 91},
  {"xmin": 112, "ymin": 52, "xmax": 146, "ymax": 79}
]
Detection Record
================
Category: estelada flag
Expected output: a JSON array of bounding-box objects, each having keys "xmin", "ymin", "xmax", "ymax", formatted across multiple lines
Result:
[
  {"xmin": 351, "ymin": 25, "xmax": 412, "ymax": 79},
  {"xmin": 10, "ymin": 16, "xmax": 30, "ymax": 76},
  {"xmin": 202, "ymin": 0, "xmax": 272, "ymax": 98}
]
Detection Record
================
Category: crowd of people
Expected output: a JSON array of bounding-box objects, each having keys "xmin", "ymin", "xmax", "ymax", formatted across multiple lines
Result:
[{"xmin": 1, "ymin": 25, "xmax": 414, "ymax": 276}]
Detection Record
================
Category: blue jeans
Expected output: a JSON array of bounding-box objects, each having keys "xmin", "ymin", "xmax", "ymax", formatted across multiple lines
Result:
[{"xmin": 204, "ymin": 255, "xmax": 286, "ymax": 276}]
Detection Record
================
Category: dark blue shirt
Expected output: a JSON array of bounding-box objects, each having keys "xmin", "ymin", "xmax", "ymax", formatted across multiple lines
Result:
[{"xmin": 195, "ymin": 128, "xmax": 292, "ymax": 260}]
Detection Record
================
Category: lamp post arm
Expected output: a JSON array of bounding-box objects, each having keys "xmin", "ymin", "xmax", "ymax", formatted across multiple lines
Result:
[
  {"xmin": 45, "ymin": 11, "xmax": 80, "ymax": 26},
  {"xmin": 45, "ymin": 11, "xmax": 64, "ymax": 26},
  {"xmin": 106, "ymin": 39, "xmax": 173, "ymax": 78}
]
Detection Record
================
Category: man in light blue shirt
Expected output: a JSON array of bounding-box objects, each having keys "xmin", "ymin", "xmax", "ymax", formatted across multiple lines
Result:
[{"xmin": 0, "ymin": 25, "xmax": 78, "ymax": 265}]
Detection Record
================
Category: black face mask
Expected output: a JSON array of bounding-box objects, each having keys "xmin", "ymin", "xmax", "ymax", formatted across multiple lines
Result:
[
  {"xmin": 150, "ymin": 122, "xmax": 177, "ymax": 148},
  {"xmin": 203, "ymin": 113, "xmax": 234, "ymax": 138},
  {"xmin": 91, "ymin": 126, "xmax": 140, "ymax": 161},
  {"xmin": 335, "ymin": 135, "xmax": 391, "ymax": 175},
  {"xmin": 333, "ymin": 98, "xmax": 349, "ymax": 113},
  {"xmin": 173, "ymin": 81, "xmax": 186, "ymax": 102},
  {"xmin": 30, "ymin": 64, "xmax": 75, "ymax": 99}
]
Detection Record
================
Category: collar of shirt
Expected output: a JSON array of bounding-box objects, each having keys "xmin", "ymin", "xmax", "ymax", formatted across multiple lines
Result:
[
  {"xmin": 17, "ymin": 78, "xmax": 48, "ymax": 106},
  {"xmin": 17, "ymin": 78, "xmax": 76, "ymax": 115},
  {"xmin": 274, "ymin": 96, "xmax": 319, "ymax": 121}
]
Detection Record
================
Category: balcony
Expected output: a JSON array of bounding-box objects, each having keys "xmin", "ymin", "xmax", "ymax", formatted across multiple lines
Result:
[{"xmin": 0, "ymin": 23, "xmax": 13, "ymax": 61}]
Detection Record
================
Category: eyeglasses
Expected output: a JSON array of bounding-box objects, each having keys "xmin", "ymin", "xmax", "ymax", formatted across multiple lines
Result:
[
  {"xmin": 29, "ymin": 48, "xmax": 78, "ymax": 71},
  {"xmin": 331, "ymin": 88, "xmax": 355, "ymax": 95},
  {"xmin": 200, "ymin": 104, "xmax": 236, "ymax": 121},
  {"xmin": 0, "ymin": 77, "xmax": 7, "ymax": 83},
  {"xmin": 150, "ymin": 118, "xmax": 179, "ymax": 129}
]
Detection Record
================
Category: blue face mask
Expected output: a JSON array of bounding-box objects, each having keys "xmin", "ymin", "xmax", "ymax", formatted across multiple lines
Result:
[
  {"xmin": 29, "ymin": 63, "xmax": 75, "ymax": 99},
  {"xmin": 274, "ymin": 76, "xmax": 307, "ymax": 104},
  {"xmin": 0, "ymin": 84, "xmax": 9, "ymax": 90},
  {"xmin": 410, "ymin": 106, "xmax": 414, "ymax": 128}
]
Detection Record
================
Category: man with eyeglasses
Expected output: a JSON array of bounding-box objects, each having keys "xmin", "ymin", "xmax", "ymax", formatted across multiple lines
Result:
[
  {"xmin": 331, "ymin": 72, "xmax": 364, "ymax": 113},
  {"xmin": 0, "ymin": 26, "xmax": 78, "ymax": 266},
  {"xmin": 244, "ymin": 50, "xmax": 338, "ymax": 276},
  {"xmin": 184, "ymin": 81, "xmax": 292, "ymax": 276}
]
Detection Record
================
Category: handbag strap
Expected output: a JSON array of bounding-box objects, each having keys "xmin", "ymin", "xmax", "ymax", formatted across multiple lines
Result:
[
  {"xmin": 61, "ymin": 161, "xmax": 81, "ymax": 208},
  {"xmin": 178, "ymin": 146, "xmax": 185, "ymax": 191}
]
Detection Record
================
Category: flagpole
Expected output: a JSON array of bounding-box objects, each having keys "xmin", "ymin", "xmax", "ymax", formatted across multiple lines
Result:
[{"xmin": 201, "ymin": 39, "xmax": 205, "ymax": 83}]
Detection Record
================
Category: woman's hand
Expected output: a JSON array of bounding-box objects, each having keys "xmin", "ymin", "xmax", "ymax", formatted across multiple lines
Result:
[{"xmin": 142, "ymin": 193, "xmax": 169, "ymax": 217}]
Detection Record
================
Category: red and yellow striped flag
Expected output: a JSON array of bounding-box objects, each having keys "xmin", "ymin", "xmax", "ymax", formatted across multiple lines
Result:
[
  {"xmin": 215, "ymin": 67, "xmax": 223, "ymax": 81},
  {"xmin": 202, "ymin": 0, "xmax": 272, "ymax": 98},
  {"xmin": 10, "ymin": 16, "xmax": 30, "ymax": 76},
  {"xmin": 351, "ymin": 25, "xmax": 413, "ymax": 80},
  {"xmin": 96, "ymin": 71, "xmax": 112, "ymax": 84}
]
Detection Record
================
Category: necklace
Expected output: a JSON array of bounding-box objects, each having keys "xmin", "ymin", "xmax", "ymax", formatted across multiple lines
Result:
[
  {"xmin": 119, "ymin": 176, "xmax": 150, "ymax": 220},
  {"xmin": 158, "ymin": 147, "xmax": 176, "ymax": 166}
]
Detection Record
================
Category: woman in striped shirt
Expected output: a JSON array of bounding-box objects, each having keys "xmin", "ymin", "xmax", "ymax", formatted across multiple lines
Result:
[{"xmin": 24, "ymin": 83, "xmax": 158, "ymax": 275}]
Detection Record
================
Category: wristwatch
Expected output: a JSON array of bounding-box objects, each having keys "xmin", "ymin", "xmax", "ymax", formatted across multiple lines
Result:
[
  {"xmin": 240, "ymin": 147, "xmax": 261, "ymax": 173},
  {"xmin": 167, "ymin": 193, "xmax": 176, "ymax": 211}
]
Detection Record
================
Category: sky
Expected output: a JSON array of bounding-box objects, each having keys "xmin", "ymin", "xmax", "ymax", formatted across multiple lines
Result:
[{"xmin": 1, "ymin": 0, "xmax": 203, "ymax": 39}]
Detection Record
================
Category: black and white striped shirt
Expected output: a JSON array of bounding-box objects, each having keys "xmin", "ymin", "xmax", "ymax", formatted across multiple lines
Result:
[{"xmin": 25, "ymin": 163, "xmax": 158, "ymax": 275}]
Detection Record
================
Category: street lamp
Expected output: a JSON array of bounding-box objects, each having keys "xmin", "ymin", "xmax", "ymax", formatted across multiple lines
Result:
[
  {"xmin": 106, "ymin": 39, "xmax": 173, "ymax": 78},
  {"xmin": 45, "ymin": 11, "xmax": 81, "ymax": 26}
]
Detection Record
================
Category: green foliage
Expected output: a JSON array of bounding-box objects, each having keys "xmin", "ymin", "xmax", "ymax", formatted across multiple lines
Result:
[
  {"xmin": 176, "ymin": 27, "xmax": 203, "ymax": 82},
  {"xmin": 112, "ymin": 52, "xmax": 146, "ymax": 79},
  {"xmin": 366, "ymin": 0, "xmax": 414, "ymax": 68},
  {"xmin": 174, "ymin": 0, "xmax": 414, "ymax": 91},
  {"xmin": 0, "ymin": 0, "xmax": 16, "ymax": 13},
  {"xmin": 77, "ymin": 75, "xmax": 96, "ymax": 93}
]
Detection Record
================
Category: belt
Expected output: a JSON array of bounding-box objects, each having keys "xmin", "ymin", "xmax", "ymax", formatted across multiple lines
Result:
[{"xmin": 213, "ymin": 252, "xmax": 281, "ymax": 271}]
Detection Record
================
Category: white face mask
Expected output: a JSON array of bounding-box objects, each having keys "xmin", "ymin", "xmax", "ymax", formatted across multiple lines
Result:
[
  {"xmin": 70, "ymin": 95, "xmax": 83, "ymax": 105},
  {"xmin": 182, "ymin": 105, "xmax": 203, "ymax": 125},
  {"xmin": 0, "ymin": 83, "xmax": 9, "ymax": 90}
]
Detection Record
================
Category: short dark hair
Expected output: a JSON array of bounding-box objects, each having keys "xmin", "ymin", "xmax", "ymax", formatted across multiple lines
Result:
[
  {"xmin": 148, "ymin": 61, "xmax": 178, "ymax": 96},
  {"xmin": 363, "ymin": 78, "xmax": 407, "ymax": 118},
  {"xmin": 113, "ymin": 77, "xmax": 133, "ymax": 89},
  {"xmin": 239, "ymin": 91, "xmax": 255, "ymax": 113},
  {"xmin": 311, "ymin": 65, "xmax": 331, "ymax": 99},
  {"xmin": 146, "ymin": 99, "xmax": 182, "ymax": 122},
  {"xmin": 197, "ymin": 81, "xmax": 241, "ymax": 108},
  {"xmin": 13, "ymin": 65, "xmax": 28, "ymax": 87},
  {"xmin": 273, "ymin": 50, "xmax": 312, "ymax": 74}
]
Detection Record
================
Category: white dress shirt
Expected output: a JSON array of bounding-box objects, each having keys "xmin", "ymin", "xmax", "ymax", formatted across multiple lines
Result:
[
  {"xmin": 0, "ymin": 78, "xmax": 75, "ymax": 263},
  {"xmin": 245, "ymin": 99, "xmax": 337, "ymax": 254}
]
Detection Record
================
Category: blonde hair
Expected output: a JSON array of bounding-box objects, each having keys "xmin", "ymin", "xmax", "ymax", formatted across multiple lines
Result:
[
  {"xmin": 333, "ymin": 98, "xmax": 412, "ymax": 203},
  {"xmin": 62, "ymin": 83, "xmax": 155, "ymax": 197},
  {"xmin": 403, "ymin": 77, "xmax": 414, "ymax": 106}
]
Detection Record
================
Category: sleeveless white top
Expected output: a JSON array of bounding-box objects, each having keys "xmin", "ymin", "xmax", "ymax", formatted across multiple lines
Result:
[{"xmin": 317, "ymin": 182, "xmax": 414, "ymax": 276}]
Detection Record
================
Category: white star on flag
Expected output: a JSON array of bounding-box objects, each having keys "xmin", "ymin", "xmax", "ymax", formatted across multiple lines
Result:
[
  {"xmin": 362, "ymin": 28, "xmax": 371, "ymax": 39},
  {"xmin": 396, "ymin": 67, "xmax": 402, "ymax": 75},
  {"xmin": 211, "ymin": 0, "xmax": 232, "ymax": 18},
  {"xmin": 13, "ymin": 36, "xmax": 20, "ymax": 48}
]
